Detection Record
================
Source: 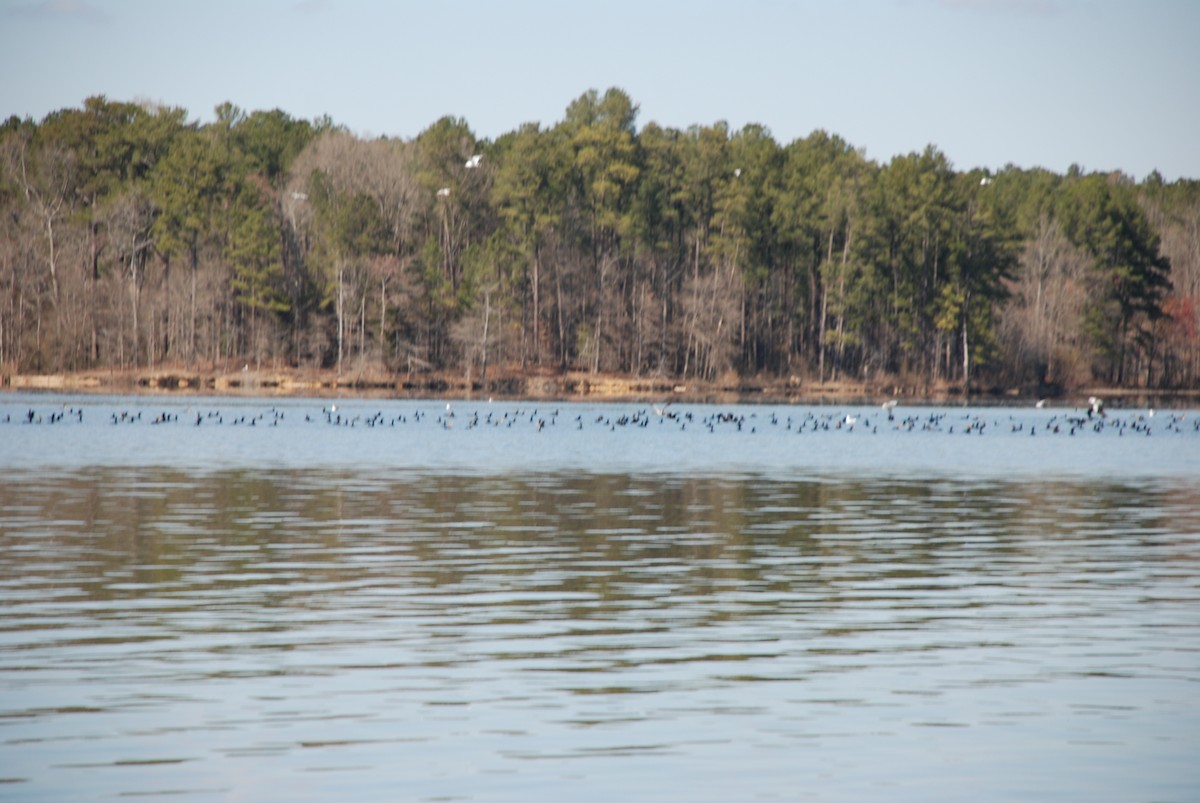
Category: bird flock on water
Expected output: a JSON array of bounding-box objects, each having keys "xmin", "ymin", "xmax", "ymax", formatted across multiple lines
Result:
[{"xmin": 4, "ymin": 398, "xmax": 1198, "ymax": 438}]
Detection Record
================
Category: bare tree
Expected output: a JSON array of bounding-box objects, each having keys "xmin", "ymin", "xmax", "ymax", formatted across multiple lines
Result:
[
  {"xmin": 2, "ymin": 136, "xmax": 76, "ymax": 309},
  {"xmin": 105, "ymin": 189, "xmax": 156, "ymax": 366},
  {"xmin": 450, "ymin": 281, "xmax": 500, "ymax": 384},
  {"xmin": 0, "ymin": 200, "xmax": 42, "ymax": 370},
  {"xmin": 1142, "ymin": 192, "xmax": 1200, "ymax": 384},
  {"xmin": 679, "ymin": 265, "xmax": 740, "ymax": 381},
  {"xmin": 999, "ymin": 215, "xmax": 1093, "ymax": 385},
  {"xmin": 287, "ymin": 132, "xmax": 425, "ymax": 371}
]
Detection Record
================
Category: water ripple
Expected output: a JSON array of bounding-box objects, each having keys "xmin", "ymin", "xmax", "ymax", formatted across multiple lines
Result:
[{"xmin": 2, "ymin": 403, "xmax": 1200, "ymax": 801}]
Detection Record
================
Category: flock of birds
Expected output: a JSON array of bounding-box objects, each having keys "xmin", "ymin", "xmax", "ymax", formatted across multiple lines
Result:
[{"xmin": 4, "ymin": 397, "xmax": 1198, "ymax": 439}]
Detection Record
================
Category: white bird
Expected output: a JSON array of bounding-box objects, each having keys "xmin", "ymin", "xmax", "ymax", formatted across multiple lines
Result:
[
  {"xmin": 1035, "ymin": 399, "xmax": 1046, "ymax": 408},
  {"xmin": 436, "ymin": 187, "xmax": 450, "ymax": 197},
  {"xmin": 980, "ymin": 176, "xmax": 993, "ymax": 186},
  {"xmin": 733, "ymin": 168, "xmax": 742, "ymax": 178},
  {"xmin": 465, "ymin": 154, "xmax": 482, "ymax": 169}
]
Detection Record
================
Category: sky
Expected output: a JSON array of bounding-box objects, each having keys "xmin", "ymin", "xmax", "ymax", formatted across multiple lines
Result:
[{"xmin": 2, "ymin": 0, "xmax": 1198, "ymax": 180}]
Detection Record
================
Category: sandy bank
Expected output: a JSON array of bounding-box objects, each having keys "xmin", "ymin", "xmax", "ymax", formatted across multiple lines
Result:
[{"xmin": 3, "ymin": 367, "xmax": 1196, "ymax": 408}]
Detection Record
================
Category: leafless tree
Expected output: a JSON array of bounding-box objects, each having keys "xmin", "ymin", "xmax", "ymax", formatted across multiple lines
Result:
[
  {"xmin": 679, "ymin": 264, "xmax": 741, "ymax": 381},
  {"xmin": 2, "ymin": 135, "xmax": 76, "ymax": 309},
  {"xmin": 1142, "ymin": 193, "xmax": 1200, "ymax": 384},
  {"xmin": 999, "ymin": 215, "xmax": 1093, "ymax": 385},
  {"xmin": 104, "ymin": 189, "xmax": 156, "ymax": 366}
]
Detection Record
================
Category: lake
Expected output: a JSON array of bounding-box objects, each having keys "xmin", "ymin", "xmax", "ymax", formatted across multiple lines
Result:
[{"xmin": 1, "ymin": 394, "xmax": 1198, "ymax": 802}]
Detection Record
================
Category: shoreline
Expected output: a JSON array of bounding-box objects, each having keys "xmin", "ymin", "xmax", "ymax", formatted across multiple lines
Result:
[{"xmin": 4, "ymin": 367, "xmax": 1198, "ymax": 408}]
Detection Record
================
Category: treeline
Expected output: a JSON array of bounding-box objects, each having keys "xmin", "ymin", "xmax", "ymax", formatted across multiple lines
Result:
[{"xmin": 3, "ymin": 89, "xmax": 1198, "ymax": 390}]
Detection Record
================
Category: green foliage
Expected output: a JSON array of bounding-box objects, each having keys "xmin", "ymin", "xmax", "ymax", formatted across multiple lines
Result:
[
  {"xmin": 306, "ymin": 171, "xmax": 390, "ymax": 256},
  {"xmin": 227, "ymin": 192, "xmax": 289, "ymax": 315},
  {"xmin": 416, "ymin": 116, "xmax": 477, "ymax": 193},
  {"xmin": 1053, "ymin": 173, "xmax": 1172, "ymax": 380},
  {"xmin": 232, "ymin": 109, "xmax": 314, "ymax": 184},
  {"xmin": 564, "ymin": 88, "xmax": 642, "ymax": 240},
  {"xmin": 150, "ymin": 127, "xmax": 238, "ymax": 263},
  {"xmin": 0, "ymin": 89, "xmax": 1187, "ymax": 388},
  {"xmin": 40, "ymin": 97, "xmax": 186, "ymax": 201}
]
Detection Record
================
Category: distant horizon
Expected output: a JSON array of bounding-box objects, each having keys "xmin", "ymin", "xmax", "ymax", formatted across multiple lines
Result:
[{"xmin": 2, "ymin": 0, "xmax": 1197, "ymax": 182}]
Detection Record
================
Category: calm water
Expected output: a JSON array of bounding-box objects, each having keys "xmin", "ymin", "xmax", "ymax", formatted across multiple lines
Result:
[{"xmin": 1, "ymin": 394, "xmax": 1199, "ymax": 802}]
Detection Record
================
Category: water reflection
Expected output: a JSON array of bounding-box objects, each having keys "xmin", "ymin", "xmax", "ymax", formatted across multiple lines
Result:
[{"xmin": 2, "ymin": 467, "xmax": 1198, "ymax": 801}]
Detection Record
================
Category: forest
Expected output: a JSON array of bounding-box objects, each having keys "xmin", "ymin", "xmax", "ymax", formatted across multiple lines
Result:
[{"xmin": 2, "ymin": 88, "xmax": 1198, "ymax": 393}]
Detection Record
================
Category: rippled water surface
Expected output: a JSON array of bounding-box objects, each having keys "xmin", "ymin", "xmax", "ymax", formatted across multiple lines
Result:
[{"xmin": 1, "ymin": 395, "xmax": 1199, "ymax": 801}]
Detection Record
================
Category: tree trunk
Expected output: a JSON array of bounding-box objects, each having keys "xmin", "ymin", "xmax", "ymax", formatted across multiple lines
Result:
[
  {"xmin": 45, "ymin": 215, "xmax": 61, "ymax": 306},
  {"xmin": 554, "ymin": 259, "xmax": 566, "ymax": 370},
  {"xmin": 336, "ymin": 263, "xmax": 345, "ymax": 373},
  {"xmin": 189, "ymin": 247, "xmax": 197, "ymax": 365},
  {"xmin": 533, "ymin": 242, "xmax": 541, "ymax": 365},
  {"xmin": 379, "ymin": 274, "xmax": 388, "ymax": 366},
  {"xmin": 130, "ymin": 248, "xmax": 141, "ymax": 367},
  {"xmin": 480, "ymin": 288, "xmax": 491, "ymax": 383},
  {"xmin": 962, "ymin": 290, "xmax": 971, "ymax": 390}
]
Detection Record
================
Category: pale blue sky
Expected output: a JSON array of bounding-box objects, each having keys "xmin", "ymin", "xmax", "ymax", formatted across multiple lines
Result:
[{"xmin": 2, "ymin": 0, "xmax": 1197, "ymax": 179}]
